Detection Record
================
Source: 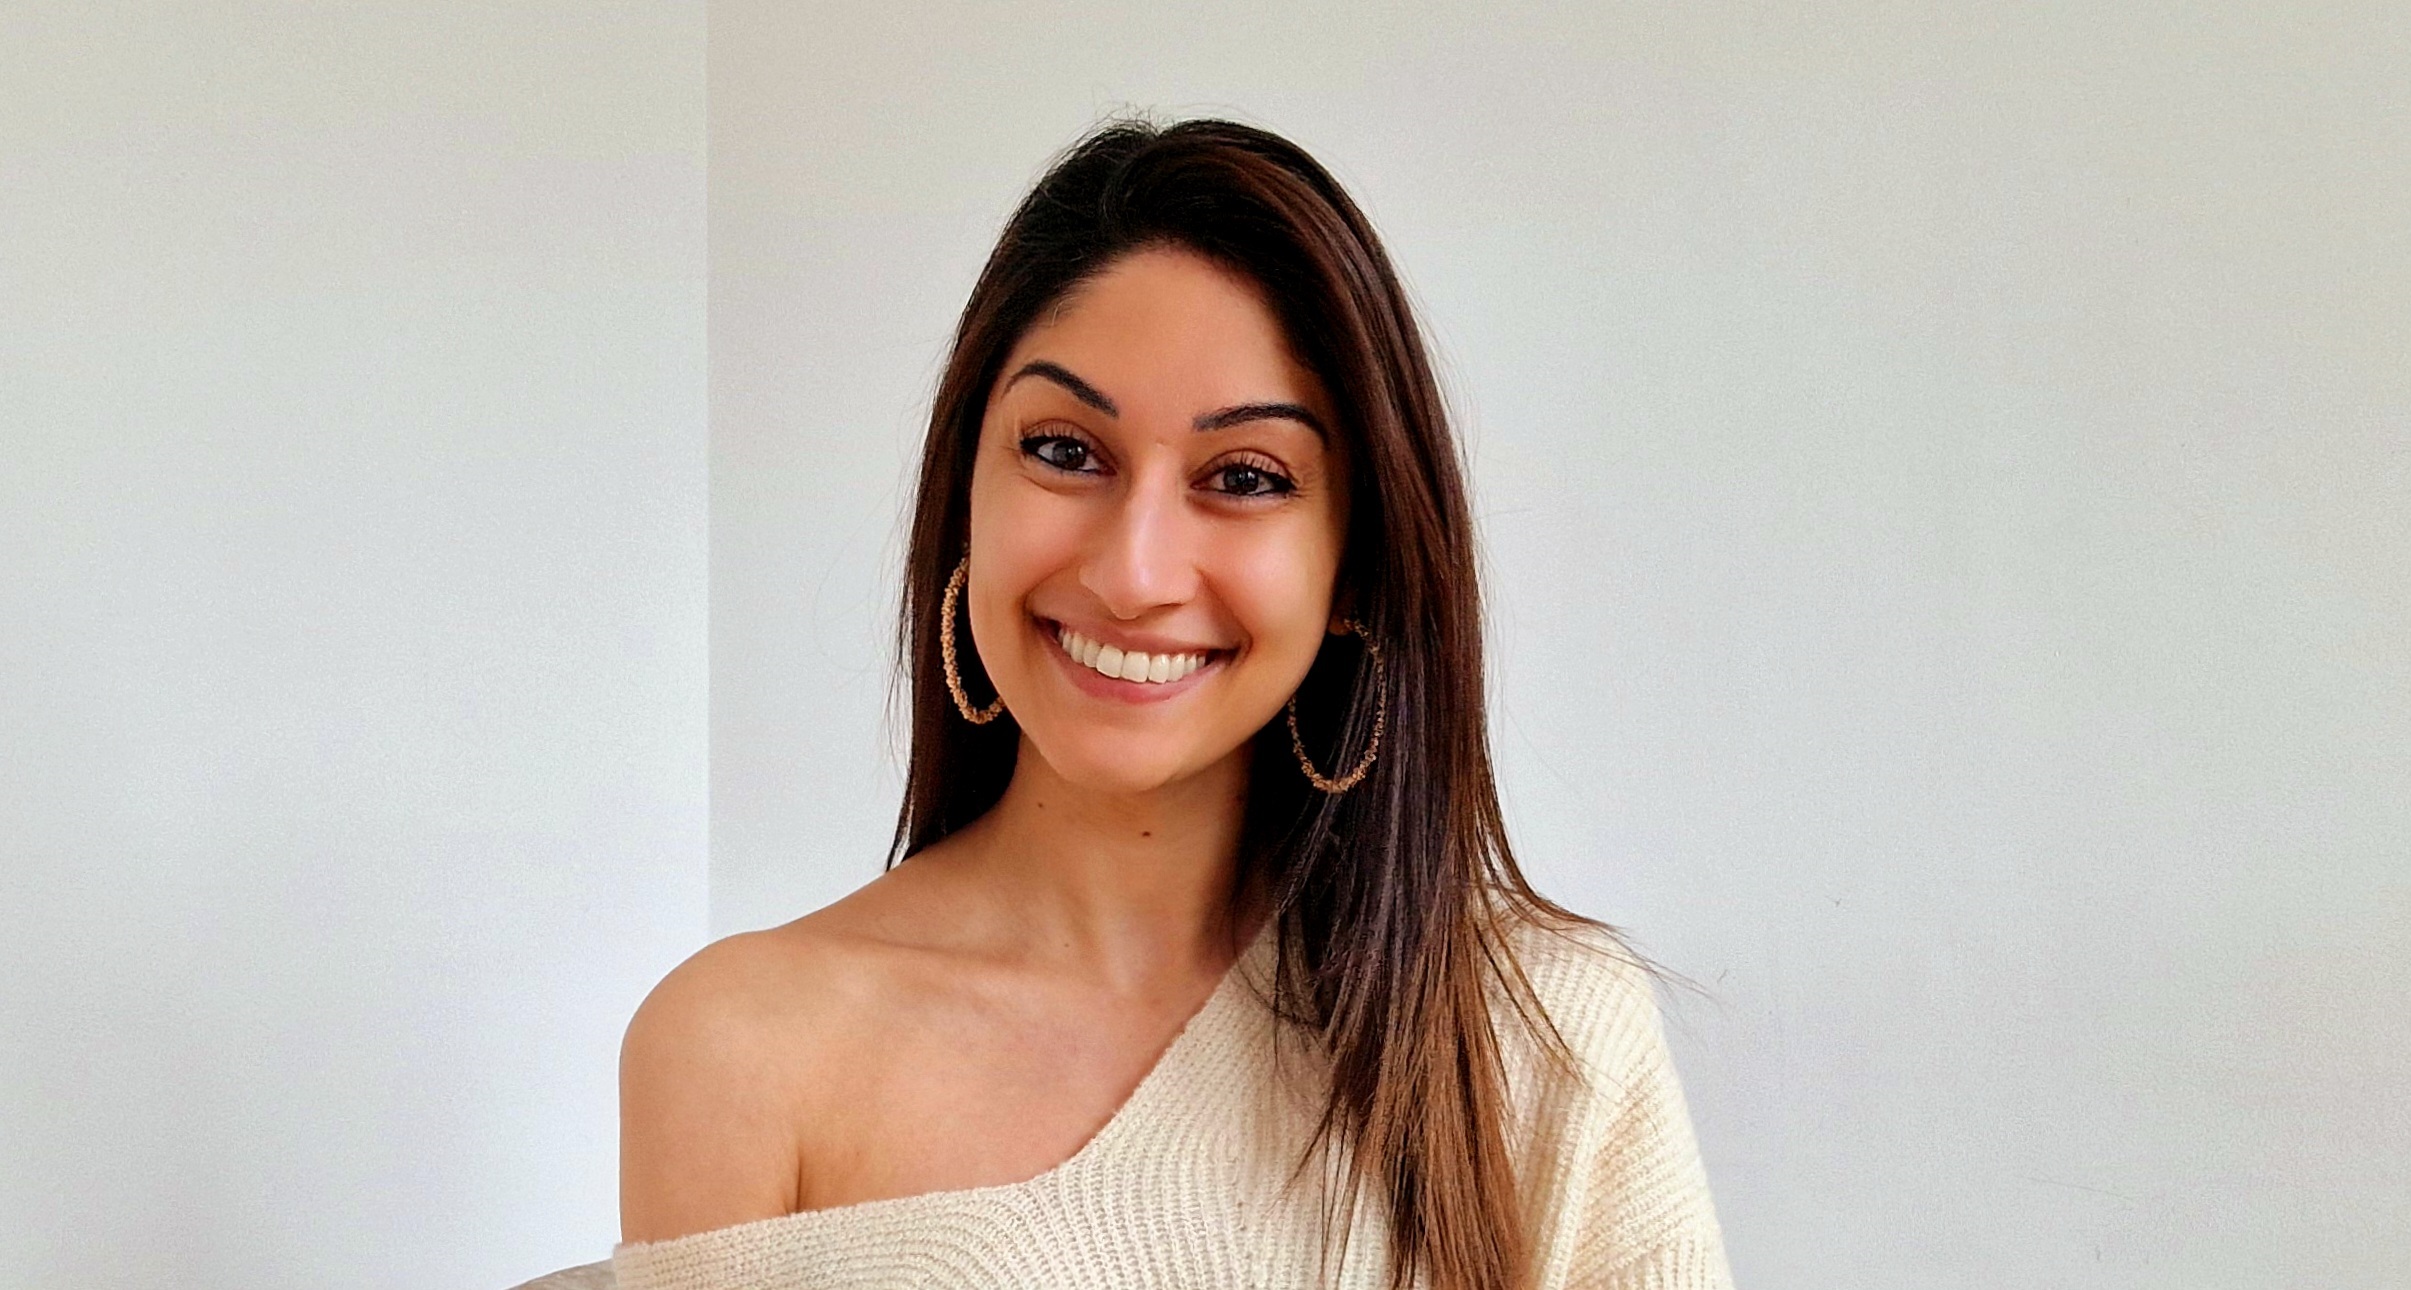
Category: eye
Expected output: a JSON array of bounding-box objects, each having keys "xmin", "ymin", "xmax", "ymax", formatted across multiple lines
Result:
[
  {"xmin": 1020, "ymin": 433, "xmax": 1101, "ymax": 475},
  {"xmin": 1205, "ymin": 457, "xmax": 1296, "ymax": 498}
]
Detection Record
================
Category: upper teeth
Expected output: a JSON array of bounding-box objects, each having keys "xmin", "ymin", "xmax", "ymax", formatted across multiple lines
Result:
[{"xmin": 1056, "ymin": 626, "xmax": 1211, "ymax": 684}]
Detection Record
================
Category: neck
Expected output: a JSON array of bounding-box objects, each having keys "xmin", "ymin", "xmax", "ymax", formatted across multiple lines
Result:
[{"xmin": 949, "ymin": 735, "xmax": 1260, "ymax": 991}]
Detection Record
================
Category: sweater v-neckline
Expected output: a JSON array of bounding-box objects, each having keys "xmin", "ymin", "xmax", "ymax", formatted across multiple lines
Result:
[{"xmin": 725, "ymin": 918, "xmax": 1274, "ymax": 1234}]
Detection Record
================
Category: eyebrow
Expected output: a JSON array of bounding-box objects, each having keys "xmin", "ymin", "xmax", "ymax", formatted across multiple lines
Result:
[
  {"xmin": 1005, "ymin": 360, "xmax": 1118, "ymax": 416},
  {"xmin": 1003, "ymin": 359, "xmax": 1328, "ymax": 440},
  {"xmin": 1194, "ymin": 401, "xmax": 1328, "ymax": 439}
]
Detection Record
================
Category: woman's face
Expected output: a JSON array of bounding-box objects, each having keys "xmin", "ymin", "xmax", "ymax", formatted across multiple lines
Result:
[{"xmin": 964, "ymin": 245, "xmax": 1349, "ymax": 796}]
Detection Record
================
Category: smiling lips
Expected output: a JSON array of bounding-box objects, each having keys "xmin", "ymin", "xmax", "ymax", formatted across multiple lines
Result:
[{"xmin": 1054, "ymin": 624, "xmax": 1216, "ymax": 685}]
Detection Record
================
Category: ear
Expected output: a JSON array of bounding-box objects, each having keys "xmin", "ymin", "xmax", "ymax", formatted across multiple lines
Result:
[{"xmin": 1328, "ymin": 584, "xmax": 1357, "ymax": 634}]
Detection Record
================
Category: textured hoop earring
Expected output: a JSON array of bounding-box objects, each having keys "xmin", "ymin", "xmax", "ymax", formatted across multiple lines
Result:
[
  {"xmin": 1286, "ymin": 619, "xmax": 1385, "ymax": 794},
  {"xmin": 940, "ymin": 554, "xmax": 1005, "ymax": 725}
]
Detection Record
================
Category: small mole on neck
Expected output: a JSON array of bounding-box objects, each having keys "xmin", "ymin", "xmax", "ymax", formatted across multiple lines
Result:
[{"xmin": 1140, "ymin": 830, "xmax": 1152, "ymax": 838}]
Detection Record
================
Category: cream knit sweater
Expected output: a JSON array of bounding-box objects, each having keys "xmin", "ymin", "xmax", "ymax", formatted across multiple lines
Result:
[{"xmin": 613, "ymin": 919, "xmax": 1733, "ymax": 1289}]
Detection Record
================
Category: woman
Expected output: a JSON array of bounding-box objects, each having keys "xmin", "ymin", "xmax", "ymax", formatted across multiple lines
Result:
[{"xmin": 614, "ymin": 117, "xmax": 1733, "ymax": 1290}]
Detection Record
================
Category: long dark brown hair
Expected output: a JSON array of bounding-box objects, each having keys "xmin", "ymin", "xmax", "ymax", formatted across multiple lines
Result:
[{"xmin": 889, "ymin": 115, "xmax": 1604, "ymax": 1290}]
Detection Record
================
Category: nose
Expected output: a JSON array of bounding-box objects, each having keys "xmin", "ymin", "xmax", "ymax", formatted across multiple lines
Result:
[{"xmin": 1079, "ymin": 462, "xmax": 1202, "ymax": 620}]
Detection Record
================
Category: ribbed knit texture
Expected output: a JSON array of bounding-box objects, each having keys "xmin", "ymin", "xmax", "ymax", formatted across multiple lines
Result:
[{"xmin": 613, "ymin": 920, "xmax": 1734, "ymax": 1290}]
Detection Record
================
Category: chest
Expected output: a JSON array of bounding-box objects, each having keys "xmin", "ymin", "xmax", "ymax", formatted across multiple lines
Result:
[
  {"xmin": 611, "ymin": 957, "xmax": 1427, "ymax": 1290},
  {"xmin": 791, "ymin": 978, "xmax": 1213, "ymax": 1209}
]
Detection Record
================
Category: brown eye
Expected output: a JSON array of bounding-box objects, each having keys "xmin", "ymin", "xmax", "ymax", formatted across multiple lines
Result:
[
  {"xmin": 1020, "ymin": 434, "xmax": 1097, "ymax": 474},
  {"xmin": 1211, "ymin": 462, "xmax": 1295, "ymax": 497}
]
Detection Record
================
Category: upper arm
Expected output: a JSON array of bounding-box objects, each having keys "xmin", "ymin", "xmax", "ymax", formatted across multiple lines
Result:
[{"xmin": 618, "ymin": 935, "xmax": 814, "ymax": 1244}]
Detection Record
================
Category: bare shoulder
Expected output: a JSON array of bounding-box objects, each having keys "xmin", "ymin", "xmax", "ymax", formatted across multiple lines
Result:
[
  {"xmin": 618, "ymin": 884, "xmax": 933, "ymax": 1244},
  {"xmin": 618, "ymin": 926, "xmax": 826, "ymax": 1243},
  {"xmin": 621, "ymin": 919, "xmax": 863, "ymax": 1101}
]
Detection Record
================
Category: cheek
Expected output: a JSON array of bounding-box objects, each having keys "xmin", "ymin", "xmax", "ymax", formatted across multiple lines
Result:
[
  {"xmin": 1216, "ymin": 521, "xmax": 1342, "ymax": 670},
  {"xmin": 967, "ymin": 449, "xmax": 1082, "ymax": 599}
]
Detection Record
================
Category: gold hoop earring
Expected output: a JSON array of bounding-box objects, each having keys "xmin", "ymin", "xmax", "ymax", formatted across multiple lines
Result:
[
  {"xmin": 1286, "ymin": 618, "xmax": 1384, "ymax": 794},
  {"xmin": 940, "ymin": 555, "xmax": 1005, "ymax": 725}
]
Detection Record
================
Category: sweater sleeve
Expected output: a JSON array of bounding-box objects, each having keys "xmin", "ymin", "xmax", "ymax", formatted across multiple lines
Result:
[{"xmin": 1537, "ymin": 940, "xmax": 1736, "ymax": 1289}]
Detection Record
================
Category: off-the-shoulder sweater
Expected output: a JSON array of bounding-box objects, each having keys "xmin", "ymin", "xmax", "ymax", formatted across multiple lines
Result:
[{"xmin": 612, "ymin": 918, "xmax": 1734, "ymax": 1289}]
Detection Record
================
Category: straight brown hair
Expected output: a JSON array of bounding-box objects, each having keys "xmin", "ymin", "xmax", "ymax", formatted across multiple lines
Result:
[{"xmin": 889, "ymin": 115, "xmax": 1608, "ymax": 1290}]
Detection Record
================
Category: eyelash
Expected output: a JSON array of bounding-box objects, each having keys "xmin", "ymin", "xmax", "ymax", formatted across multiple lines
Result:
[{"xmin": 1016, "ymin": 433, "xmax": 1298, "ymax": 499}]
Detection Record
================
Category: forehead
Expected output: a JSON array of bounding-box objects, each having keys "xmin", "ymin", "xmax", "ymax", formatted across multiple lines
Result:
[{"xmin": 995, "ymin": 246, "xmax": 1329, "ymax": 417}]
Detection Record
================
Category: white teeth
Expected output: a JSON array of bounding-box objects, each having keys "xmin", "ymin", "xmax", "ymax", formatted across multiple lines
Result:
[{"xmin": 1054, "ymin": 625, "xmax": 1210, "ymax": 686}]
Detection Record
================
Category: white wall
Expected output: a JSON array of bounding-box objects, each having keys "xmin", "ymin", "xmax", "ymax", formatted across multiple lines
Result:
[
  {"xmin": 709, "ymin": 3, "xmax": 2408, "ymax": 1286},
  {"xmin": 1, "ymin": 5, "xmax": 706, "ymax": 1288}
]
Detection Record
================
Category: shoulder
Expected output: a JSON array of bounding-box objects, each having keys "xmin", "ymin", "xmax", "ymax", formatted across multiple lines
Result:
[
  {"xmin": 1494, "ymin": 916, "xmax": 1734, "ymax": 1283},
  {"xmin": 617, "ymin": 924, "xmax": 838, "ymax": 1242},
  {"xmin": 619, "ymin": 851, "xmax": 1008, "ymax": 1242},
  {"xmin": 622, "ymin": 857, "xmax": 980, "ymax": 1106},
  {"xmin": 1499, "ymin": 917, "xmax": 1661, "ymax": 1038},
  {"xmin": 1491, "ymin": 914, "xmax": 1677, "ymax": 1095},
  {"xmin": 622, "ymin": 899, "xmax": 949, "ymax": 1129},
  {"xmin": 621, "ymin": 921, "xmax": 855, "ymax": 1096},
  {"xmin": 618, "ymin": 913, "xmax": 917, "ymax": 1242}
]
